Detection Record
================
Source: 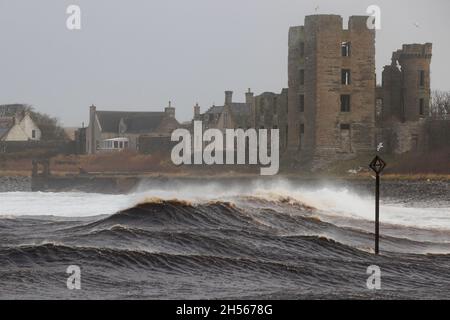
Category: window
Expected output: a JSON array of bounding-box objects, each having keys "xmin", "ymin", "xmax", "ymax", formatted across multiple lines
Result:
[
  {"xmin": 376, "ymin": 98, "xmax": 383, "ymax": 120},
  {"xmin": 340, "ymin": 95, "xmax": 351, "ymax": 112},
  {"xmin": 299, "ymin": 95, "xmax": 305, "ymax": 112},
  {"xmin": 114, "ymin": 141, "xmax": 119, "ymax": 149},
  {"xmin": 419, "ymin": 70, "xmax": 425, "ymax": 87},
  {"xmin": 299, "ymin": 69, "xmax": 305, "ymax": 85},
  {"xmin": 299, "ymin": 124, "xmax": 305, "ymax": 150},
  {"xmin": 299, "ymin": 42, "xmax": 305, "ymax": 58},
  {"xmin": 32, "ymin": 130, "xmax": 36, "ymax": 139},
  {"xmin": 340, "ymin": 124, "xmax": 351, "ymax": 152},
  {"xmin": 341, "ymin": 42, "xmax": 351, "ymax": 57},
  {"xmin": 341, "ymin": 69, "xmax": 351, "ymax": 85},
  {"xmin": 411, "ymin": 134, "xmax": 419, "ymax": 151},
  {"xmin": 419, "ymin": 98, "xmax": 425, "ymax": 116}
]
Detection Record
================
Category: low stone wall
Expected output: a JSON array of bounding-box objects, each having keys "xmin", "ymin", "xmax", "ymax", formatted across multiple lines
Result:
[
  {"xmin": 0, "ymin": 141, "xmax": 75, "ymax": 155},
  {"xmin": 377, "ymin": 119, "xmax": 450, "ymax": 155},
  {"xmin": 0, "ymin": 176, "xmax": 31, "ymax": 192}
]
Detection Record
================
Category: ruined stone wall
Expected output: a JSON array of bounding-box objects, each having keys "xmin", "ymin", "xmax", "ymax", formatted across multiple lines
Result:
[
  {"xmin": 287, "ymin": 25, "xmax": 306, "ymax": 154},
  {"xmin": 378, "ymin": 43, "xmax": 433, "ymax": 154},
  {"xmin": 425, "ymin": 120, "xmax": 450, "ymax": 152},
  {"xmin": 381, "ymin": 43, "xmax": 432, "ymax": 123},
  {"xmin": 138, "ymin": 135, "xmax": 175, "ymax": 156},
  {"xmin": 254, "ymin": 89, "xmax": 288, "ymax": 152},
  {"xmin": 381, "ymin": 65, "xmax": 402, "ymax": 121},
  {"xmin": 377, "ymin": 120, "xmax": 427, "ymax": 154}
]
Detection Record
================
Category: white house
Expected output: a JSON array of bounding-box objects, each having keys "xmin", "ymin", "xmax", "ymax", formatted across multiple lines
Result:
[{"xmin": 0, "ymin": 105, "xmax": 42, "ymax": 141}]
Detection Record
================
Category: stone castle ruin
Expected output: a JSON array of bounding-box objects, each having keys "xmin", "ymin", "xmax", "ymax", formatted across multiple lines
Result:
[
  {"xmin": 191, "ymin": 14, "xmax": 443, "ymax": 170},
  {"xmin": 84, "ymin": 14, "xmax": 447, "ymax": 169},
  {"xmin": 278, "ymin": 14, "xmax": 444, "ymax": 168}
]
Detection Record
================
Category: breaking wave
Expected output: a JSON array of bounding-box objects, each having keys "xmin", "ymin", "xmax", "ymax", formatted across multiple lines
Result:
[{"xmin": 1, "ymin": 179, "xmax": 450, "ymax": 299}]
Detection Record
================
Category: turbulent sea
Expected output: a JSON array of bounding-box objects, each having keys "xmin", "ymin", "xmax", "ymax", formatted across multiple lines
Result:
[{"xmin": 1, "ymin": 178, "xmax": 450, "ymax": 299}]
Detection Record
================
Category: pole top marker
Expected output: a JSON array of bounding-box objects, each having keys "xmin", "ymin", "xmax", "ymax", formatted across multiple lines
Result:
[{"xmin": 369, "ymin": 155, "xmax": 386, "ymax": 174}]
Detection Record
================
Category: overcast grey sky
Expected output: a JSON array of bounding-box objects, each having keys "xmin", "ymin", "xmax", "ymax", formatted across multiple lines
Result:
[{"xmin": 0, "ymin": 0, "xmax": 449, "ymax": 126}]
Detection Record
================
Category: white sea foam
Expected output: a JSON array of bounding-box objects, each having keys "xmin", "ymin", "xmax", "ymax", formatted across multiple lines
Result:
[{"xmin": 0, "ymin": 179, "xmax": 448, "ymax": 230}]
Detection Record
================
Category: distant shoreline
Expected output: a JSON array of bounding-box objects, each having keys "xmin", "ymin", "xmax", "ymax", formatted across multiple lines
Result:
[{"xmin": 1, "ymin": 169, "xmax": 450, "ymax": 181}]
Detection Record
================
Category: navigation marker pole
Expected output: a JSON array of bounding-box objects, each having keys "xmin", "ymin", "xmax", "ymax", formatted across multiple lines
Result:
[{"xmin": 369, "ymin": 155, "xmax": 386, "ymax": 255}]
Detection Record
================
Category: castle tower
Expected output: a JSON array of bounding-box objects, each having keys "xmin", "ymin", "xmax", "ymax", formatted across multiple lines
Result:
[
  {"xmin": 287, "ymin": 15, "xmax": 376, "ymax": 165},
  {"xmin": 381, "ymin": 44, "xmax": 432, "ymax": 122},
  {"xmin": 397, "ymin": 44, "xmax": 432, "ymax": 122}
]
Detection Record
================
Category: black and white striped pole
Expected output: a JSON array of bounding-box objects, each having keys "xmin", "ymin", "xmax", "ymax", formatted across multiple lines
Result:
[{"xmin": 369, "ymin": 155, "xmax": 386, "ymax": 255}]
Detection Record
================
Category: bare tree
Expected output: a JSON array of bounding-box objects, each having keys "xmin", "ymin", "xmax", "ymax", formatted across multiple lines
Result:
[
  {"xmin": 430, "ymin": 90, "xmax": 450, "ymax": 119},
  {"xmin": 24, "ymin": 105, "xmax": 67, "ymax": 141}
]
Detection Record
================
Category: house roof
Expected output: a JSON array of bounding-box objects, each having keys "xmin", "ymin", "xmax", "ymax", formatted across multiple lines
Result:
[
  {"xmin": 96, "ymin": 111, "xmax": 167, "ymax": 134},
  {"xmin": 205, "ymin": 103, "xmax": 251, "ymax": 116},
  {"xmin": 205, "ymin": 105, "xmax": 224, "ymax": 114},
  {"xmin": 0, "ymin": 128, "xmax": 10, "ymax": 139},
  {"xmin": 229, "ymin": 103, "xmax": 252, "ymax": 116},
  {"xmin": 202, "ymin": 102, "xmax": 252, "ymax": 128},
  {"xmin": 0, "ymin": 117, "xmax": 14, "ymax": 139}
]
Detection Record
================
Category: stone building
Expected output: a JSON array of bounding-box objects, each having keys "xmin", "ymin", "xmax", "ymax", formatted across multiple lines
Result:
[
  {"xmin": 193, "ymin": 90, "xmax": 254, "ymax": 130},
  {"xmin": 253, "ymin": 89, "xmax": 289, "ymax": 152},
  {"xmin": 86, "ymin": 103, "xmax": 179, "ymax": 154},
  {"xmin": 287, "ymin": 15, "xmax": 376, "ymax": 167},
  {"xmin": 376, "ymin": 43, "xmax": 433, "ymax": 154}
]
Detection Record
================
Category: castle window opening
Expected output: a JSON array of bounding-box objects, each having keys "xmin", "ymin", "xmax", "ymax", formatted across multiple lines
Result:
[
  {"xmin": 419, "ymin": 70, "xmax": 425, "ymax": 87},
  {"xmin": 341, "ymin": 42, "xmax": 351, "ymax": 57},
  {"xmin": 299, "ymin": 69, "xmax": 305, "ymax": 85},
  {"xmin": 299, "ymin": 95, "xmax": 305, "ymax": 112},
  {"xmin": 299, "ymin": 123, "xmax": 305, "ymax": 150},
  {"xmin": 376, "ymin": 98, "xmax": 383, "ymax": 120},
  {"xmin": 340, "ymin": 95, "xmax": 351, "ymax": 112},
  {"xmin": 419, "ymin": 98, "xmax": 425, "ymax": 116},
  {"xmin": 411, "ymin": 134, "xmax": 419, "ymax": 151},
  {"xmin": 341, "ymin": 69, "xmax": 351, "ymax": 85}
]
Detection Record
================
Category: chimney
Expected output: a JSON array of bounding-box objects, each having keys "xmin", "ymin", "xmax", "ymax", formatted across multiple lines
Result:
[
  {"xmin": 245, "ymin": 88, "xmax": 254, "ymax": 105},
  {"xmin": 225, "ymin": 91, "xmax": 233, "ymax": 105},
  {"xmin": 194, "ymin": 103, "xmax": 200, "ymax": 120},
  {"xmin": 165, "ymin": 101, "xmax": 175, "ymax": 118}
]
